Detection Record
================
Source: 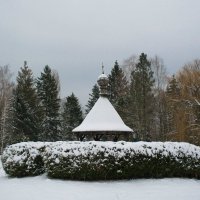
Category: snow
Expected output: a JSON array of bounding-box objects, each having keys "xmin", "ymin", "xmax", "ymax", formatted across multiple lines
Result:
[
  {"xmin": 3, "ymin": 141, "xmax": 200, "ymax": 176},
  {"xmin": 98, "ymin": 73, "xmax": 108, "ymax": 80},
  {"xmin": 0, "ymin": 158, "xmax": 200, "ymax": 200},
  {"xmin": 6, "ymin": 140, "xmax": 200, "ymax": 165},
  {"xmin": 1, "ymin": 142, "xmax": 200, "ymax": 199},
  {"xmin": 73, "ymin": 97, "xmax": 133, "ymax": 132},
  {"xmin": 44, "ymin": 141, "xmax": 200, "ymax": 158},
  {"xmin": 195, "ymin": 98, "xmax": 200, "ymax": 106},
  {"xmin": 2, "ymin": 141, "xmax": 45, "ymax": 164}
]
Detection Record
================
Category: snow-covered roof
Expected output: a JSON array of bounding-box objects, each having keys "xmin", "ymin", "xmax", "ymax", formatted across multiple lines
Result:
[{"xmin": 73, "ymin": 96, "xmax": 133, "ymax": 133}]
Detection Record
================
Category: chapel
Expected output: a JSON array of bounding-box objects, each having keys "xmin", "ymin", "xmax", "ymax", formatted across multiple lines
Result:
[{"xmin": 73, "ymin": 67, "xmax": 133, "ymax": 141}]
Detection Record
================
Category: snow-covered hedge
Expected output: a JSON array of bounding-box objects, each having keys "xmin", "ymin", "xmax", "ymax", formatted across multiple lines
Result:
[
  {"xmin": 43, "ymin": 141, "xmax": 200, "ymax": 180},
  {"xmin": 2, "ymin": 141, "xmax": 200, "ymax": 179},
  {"xmin": 1, "ymin": 142, "xmax": 46, "ymax": 177}
]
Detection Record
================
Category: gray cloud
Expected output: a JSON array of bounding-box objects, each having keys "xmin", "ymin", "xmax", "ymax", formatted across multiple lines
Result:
[{"xmin": 0, "ymin": 0, "xmax": 200, "ymax": 105}]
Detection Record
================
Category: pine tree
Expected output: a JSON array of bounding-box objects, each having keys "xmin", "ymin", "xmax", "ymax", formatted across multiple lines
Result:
[
  {"xmin": 166, "ymin": 75, "xmax": 180, "ymax": 97},
  {"xmin": 7, "ymin": 62, "xmax": 42, "ymax": 143},
  {"xmin": 166, "ymin": 75, "xmax": 181, "ymax": 132},
  {"xmin": 85, "ymin": 84, "xmax": 99, "ymax": 114},
  {"xmin": 61, "ymin": 93, "xmax": 83, "ymax": 140},
  {"xmin": 108, "ymin": 61, "xmax": 129, "ymax": 123},
  {"xmin": 166, "ymin": 75, "xmax": 185, "ymax": 141},
  {"xmin": 130, "ymin": 53, "xmax": 155, "ymax": 141},
  {"xmin": 37, "ymin": 65, "xmax": 61, "ymax": 141}
]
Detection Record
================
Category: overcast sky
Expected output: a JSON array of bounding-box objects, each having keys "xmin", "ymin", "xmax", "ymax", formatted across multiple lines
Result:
[{"xmin": 0, "ymin": 0, "xmax": 200, "ymax": 106}]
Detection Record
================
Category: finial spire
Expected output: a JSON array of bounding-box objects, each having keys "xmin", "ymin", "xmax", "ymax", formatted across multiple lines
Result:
[
  {"xmin": 24, "ymin": 61, "xmax": 27, "ymax": 67},
  {"xmin": 98, "ymin": 64, "xmax": 109, "ymax": 97},
  {"xmin": 102, "ymin": 62, "xmax": 104, "ymax": 74}
]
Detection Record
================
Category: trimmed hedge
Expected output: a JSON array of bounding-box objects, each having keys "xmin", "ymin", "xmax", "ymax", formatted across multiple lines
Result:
[
  {"xmin": 1, "ymin": 142, "xmax": 46, "ymax": 177},
  {"xmin": 2, "ymin": 141, "xmax": 200, "ymax": 179},
  {"xmin": 43, "ymin": 141, "xmax": 200, "ymax": 180}
]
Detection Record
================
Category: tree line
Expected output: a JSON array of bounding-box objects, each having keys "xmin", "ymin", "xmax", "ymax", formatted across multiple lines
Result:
[
  {"xmin": 85, "ymin": 53, "xmax": 200, "ymax": 145},
  {"xmin": 0, "ymin": 62, "xmax": 83, "ymax": 153},
  {"xmin": 0, "ymin": 53, "xmax": 199, "ymax": 152}
]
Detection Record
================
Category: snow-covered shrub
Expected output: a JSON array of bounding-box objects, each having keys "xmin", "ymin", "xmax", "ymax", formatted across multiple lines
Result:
[
  {"xmin": 44, "ymin": 141, "xmax": 200, "ymax": 180},
  {"xmin": 1, "ymin": 142, "xmax": 47, "ymax": 177},
  {"xmin": 2, "ymin": 141, "xmax": 200, "ymax": 179}
]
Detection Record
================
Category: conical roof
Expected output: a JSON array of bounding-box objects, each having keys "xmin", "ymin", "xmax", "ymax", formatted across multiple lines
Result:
[
  {"xmin": 73, "ymin": 96, "xmax": 133, "ymax": 132},
  {"xmin": 73, "ymin": 70, "xmax": 133, "ymax": 133}
]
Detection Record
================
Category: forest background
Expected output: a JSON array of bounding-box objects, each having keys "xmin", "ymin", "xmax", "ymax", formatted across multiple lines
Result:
[{"xmin": 0, "ymin": 53, "xmax": 199, "ymax": 153}]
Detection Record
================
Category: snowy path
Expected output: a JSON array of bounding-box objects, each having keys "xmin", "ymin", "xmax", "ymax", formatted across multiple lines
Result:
[{"xmin": 0, "ymin": 159, "xmax": 200, "ymax": 200}]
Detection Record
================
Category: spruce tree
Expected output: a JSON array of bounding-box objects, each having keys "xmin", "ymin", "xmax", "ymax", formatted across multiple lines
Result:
[
  {"xmin": 61, "ymin": 93, "xmax": 83, "ymax": 140},
  {"xmin": 8, "ymin": 62, "xmax": 42, "ymax": 143},
  {"xmin": 165, "ymin": 75, "xmax": 181, "ymax": 136},
  {"xmin": 166, "ymin": 75, "xmax": 180, "ymax": 97},
  {"xmin": 108, "ymin": 61, "xmax": 129, "ymax": 123},
  {"xmin": 37, "ymin": 65, "xmax": 61, "ymax": 141},
  {"xmin": 130, "ymin": 53, "xmax": 155, "ymax": 141},
  {"xmin": 85, "ymin": 84, "xmax": 99, "ymax": 114}
]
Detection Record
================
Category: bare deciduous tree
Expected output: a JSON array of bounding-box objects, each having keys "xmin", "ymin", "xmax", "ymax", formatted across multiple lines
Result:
[
  {"xmin": 0, "ymin": 65, "xmax": 14, "ymax": 153},
  {"xmin": 151, "ymin": 56, "xmax": 168, "ymax": 140},
  {"xmin": 121, "ymin": 55, "xmax": 137, "ymax": 82},
  {"xmin": 176, "ymin": 59, "xmax": 200, "ymax": 145}
]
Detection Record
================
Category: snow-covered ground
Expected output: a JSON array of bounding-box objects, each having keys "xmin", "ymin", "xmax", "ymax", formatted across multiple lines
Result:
[{"xmin": 0, "ymin": 158, "xmax": 200, "ymax": 200}]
